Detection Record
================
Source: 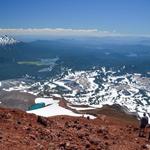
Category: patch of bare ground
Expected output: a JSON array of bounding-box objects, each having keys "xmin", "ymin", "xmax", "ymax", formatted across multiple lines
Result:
[
  {"xmin": 0, "ymin": 90, "xmax": 36, "ymax": 111},
  {"xmin": 0, "ymin": 106, "xmax": 150, "ymax": 150}
]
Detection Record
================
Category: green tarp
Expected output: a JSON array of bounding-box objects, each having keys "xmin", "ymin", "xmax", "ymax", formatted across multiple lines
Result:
[{"xmin": 28, "ymin": 102, "xmax": 45, "ymax": 110}]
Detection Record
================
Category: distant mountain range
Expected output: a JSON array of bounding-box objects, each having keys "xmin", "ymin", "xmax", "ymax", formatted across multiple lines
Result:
[
  {"xmin": 0, "ymin": 34, "xmax": 150, "ymax": 46},
  {"xmin": 0, "ymin": 35, "xmax": 20, "ymax": 45}
]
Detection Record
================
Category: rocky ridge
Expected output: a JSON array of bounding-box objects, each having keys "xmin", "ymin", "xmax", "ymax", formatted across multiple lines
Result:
[{"xmin": 0, "ymin": 106, "xmax": 150, "ymax": 150}]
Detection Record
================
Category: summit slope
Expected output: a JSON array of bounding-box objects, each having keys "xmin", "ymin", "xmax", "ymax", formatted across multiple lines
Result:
[{"xmin": 0, "ymin": 106, "xmax": 149, "ymax": 150}]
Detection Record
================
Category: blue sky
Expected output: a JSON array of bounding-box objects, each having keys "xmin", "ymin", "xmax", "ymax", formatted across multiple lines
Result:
[{"xmin": 0, "ymin": 0, "xmax": 150, "ymax": 36}]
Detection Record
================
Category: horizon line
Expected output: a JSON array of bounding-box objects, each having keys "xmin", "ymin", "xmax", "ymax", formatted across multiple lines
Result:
[{"xmin": 0, "ymin": 28, "xmax": 150, "ymax": 38}]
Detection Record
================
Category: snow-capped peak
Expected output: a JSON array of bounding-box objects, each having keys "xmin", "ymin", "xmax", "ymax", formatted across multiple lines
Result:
[{"xmin": 0, "ymin": 35, "xmax": 20, "ymax": 45}]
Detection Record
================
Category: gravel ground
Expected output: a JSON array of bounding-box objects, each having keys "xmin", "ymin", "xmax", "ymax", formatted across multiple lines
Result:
[{"xmin": 0, "ymin": 90, "xmax": 36, "ymax": 110}]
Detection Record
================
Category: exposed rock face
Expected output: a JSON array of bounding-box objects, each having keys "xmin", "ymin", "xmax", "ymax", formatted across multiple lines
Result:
[{"xmin": 0, "ymin": 107, "xmax": 149, "ymax": 150}]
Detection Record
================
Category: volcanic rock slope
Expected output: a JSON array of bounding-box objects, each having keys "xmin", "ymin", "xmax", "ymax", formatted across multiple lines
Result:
[{"xmin": 0, "ymin": 106, "xmax": 150, "ymax": 150}]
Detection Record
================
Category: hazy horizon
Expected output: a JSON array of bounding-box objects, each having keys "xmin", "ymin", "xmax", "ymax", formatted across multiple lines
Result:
[{"xmin": 0, "ymin": 0, "xmax": 150, "ymax": 38}]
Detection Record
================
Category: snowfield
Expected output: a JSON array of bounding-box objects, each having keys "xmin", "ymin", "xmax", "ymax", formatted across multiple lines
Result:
[
  {"xmin": 27, "ymin": 98, "xmax": 96, "ymax": 119},
  {"xmin": 1, "ymin": 67, "xmax": 150, "ymax": 120}
]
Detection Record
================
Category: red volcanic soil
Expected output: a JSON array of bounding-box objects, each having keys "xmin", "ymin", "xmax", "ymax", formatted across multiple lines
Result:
[{"xmin": 0, "ymin": 107, "xmax": 150, "ymax": 150}]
